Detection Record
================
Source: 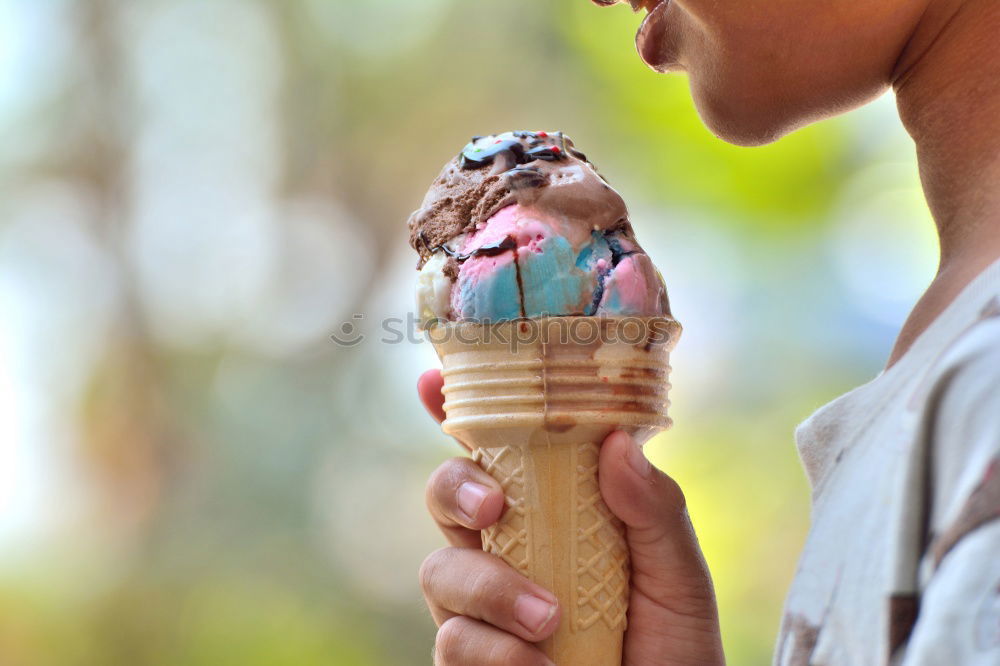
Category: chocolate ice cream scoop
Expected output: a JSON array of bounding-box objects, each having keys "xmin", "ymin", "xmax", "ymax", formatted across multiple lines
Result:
[{"xmin": 409, "ymin": 131, "xmax": 670, "ymax": 325}]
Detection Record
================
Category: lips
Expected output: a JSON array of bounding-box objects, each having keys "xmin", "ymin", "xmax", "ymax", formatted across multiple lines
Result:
[
  {"xmin": 590, "ymin": 0, "xmax": 658, "ymax": 10},
  {"xmin": 635, "ymin": 0, "xmax": 678, "ymax": 73}
]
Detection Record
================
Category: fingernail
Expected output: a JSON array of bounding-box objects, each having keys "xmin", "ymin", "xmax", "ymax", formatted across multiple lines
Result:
[
  {"xmin": 625, "ymin": 435, "xmax": 652, "ymax": 478},
  {"xmin": 457, "ymin": 482, "xmax": 489, "ymax": 521},
  {"xmin": 514, "ymin": 594, "xmax": 557, "ymax": 634}
]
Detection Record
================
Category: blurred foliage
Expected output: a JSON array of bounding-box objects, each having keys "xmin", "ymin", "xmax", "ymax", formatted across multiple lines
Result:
[
  {"xmin": 0, "ymin": 572, "xmax": 378, "ymax": 665},
  {"xmin": 0, "ymin": 0, "xmax": 932, "ymax": 665}
]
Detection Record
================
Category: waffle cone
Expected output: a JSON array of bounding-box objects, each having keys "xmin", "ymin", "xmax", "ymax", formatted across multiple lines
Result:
[{"xmin": 426, "ymin": 316, "xmax": 680, "ymax": 665}]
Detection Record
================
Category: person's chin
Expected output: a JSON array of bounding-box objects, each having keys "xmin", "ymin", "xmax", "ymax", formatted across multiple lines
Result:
[{"xmin": 689, "ymin": 82, "xmax": 798, "ymax": 147}]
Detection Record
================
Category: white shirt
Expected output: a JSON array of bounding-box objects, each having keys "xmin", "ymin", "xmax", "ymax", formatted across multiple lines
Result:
[{"xmin": 775, "ymin": 259, "xmax": 1000, "ymax": 666}]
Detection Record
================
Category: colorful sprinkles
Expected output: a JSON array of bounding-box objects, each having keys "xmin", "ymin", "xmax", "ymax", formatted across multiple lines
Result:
[{"xmin": 458, "ymin": 131, "xmax": 574, "ymax": 171}]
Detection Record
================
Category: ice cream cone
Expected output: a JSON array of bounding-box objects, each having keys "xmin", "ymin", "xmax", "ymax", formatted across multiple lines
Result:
[{"xmin": 426, "ymin": 316, "xmax": 681, "ymax": 665}]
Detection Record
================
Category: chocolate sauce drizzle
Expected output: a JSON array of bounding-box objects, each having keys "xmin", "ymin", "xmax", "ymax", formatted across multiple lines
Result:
[
  {"xmin": 458, "ymin": 131, "xmax": 572, "ymax": 171},
  {"xmin": 505, "ymin": 165, "xmax": 545, "ymax": 190},
  {"xmin": 512, "ymin": 251, "xmax": 527, "ymax": 318},
  {"xmin": 419, "ymin": 232, "xmax": 518, "ymax": 262},
  {"xmin": 411, "ymin": 129, "xmax": 628, "ymax": 278},
  {"xmin": 585, "ymin": 230, "xmax": 637, "ymax": 314},
  {"xmin": 420, "ymin": 223, "xmax": 638, "ymax": 276},
  {"xmin": 606, "ymin": 232, "xmax": 638, "ymax": 267}
]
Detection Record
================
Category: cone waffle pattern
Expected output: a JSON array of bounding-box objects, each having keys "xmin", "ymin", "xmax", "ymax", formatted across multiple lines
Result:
[
  {"xmin": 430, "ymin": 317, "xmax": 680, "ymax": 664},
  {"xmin": 571, "ymin": 440, "xmax": 628, "ymax": 631},
  {"xmin": 472, "ymin": 440, "xmax": 629, "ymax": 633},
  {"xmin": 473, "ymin": 445, "xmax": 531, "ymax": 572}
]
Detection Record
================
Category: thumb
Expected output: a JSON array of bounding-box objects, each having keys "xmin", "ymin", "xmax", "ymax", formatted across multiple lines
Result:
[{"xmin": 598, "ymin": 430, "xmax": 720, "ymax": 625}]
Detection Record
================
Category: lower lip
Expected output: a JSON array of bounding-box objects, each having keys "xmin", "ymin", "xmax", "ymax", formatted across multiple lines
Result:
[{"xmin": 636, "ymin": 0, "xmax": 677, "ymax": 73}]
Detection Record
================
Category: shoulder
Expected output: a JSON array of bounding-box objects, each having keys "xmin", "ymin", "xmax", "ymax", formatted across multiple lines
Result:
[
  {"xmin": 930, "ymin": 301, "xmax": 1000, "ymax": 392},
  {"xmin": 918, "ymin": 307, "xmax": 1000, "ymax": 568},
  {"xmin": 923, "ymin": 308, "xmax": 1000, "ymax": 445}
]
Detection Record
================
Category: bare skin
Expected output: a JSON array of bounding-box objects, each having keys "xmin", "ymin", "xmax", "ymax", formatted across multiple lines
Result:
[
  {"xmin": 887, "ymin": 0, "xmax": 1000, "ymax": 365},
  {"xmin": 418, "ymin": 371, "xmax": 723, "ymax": 666},
  {"xmin": 419, "ymin": 0, "xmax": 999, "ymax": 663}
]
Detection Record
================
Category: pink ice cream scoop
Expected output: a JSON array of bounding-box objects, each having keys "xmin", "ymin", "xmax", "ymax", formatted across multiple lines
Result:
[{"xmin": 409, "ymin": 131, "xmax": 670, "ymax": 325}]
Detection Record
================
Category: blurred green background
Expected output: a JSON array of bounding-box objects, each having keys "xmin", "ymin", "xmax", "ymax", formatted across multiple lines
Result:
[{"xmin": 0, "ymin": 0, "xmax": 937, "ymax": 664}]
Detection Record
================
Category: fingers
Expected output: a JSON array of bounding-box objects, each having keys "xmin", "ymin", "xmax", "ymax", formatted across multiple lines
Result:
[
  {"xmin": 419, "ymin": 368, "xmax": 473, "ymax": 451},
  {"xmin": 598, "ymin": 431, "xmax": 724, "ymax": 664},
  {"xmin": 434, "ymin": 616, "xmax": 555, "ymax": 666},
  {"xmin": 599, "ymin": 431, "xmax": 713, "ymax": 606},
  {"xmin": 418, "ymin": 369, "xmax": 447, "ymax": 424},
  {"xmin": 421, "ymin": 547, "xmax": 561, "ymax": 644},
  {"xmin": 426, "ymin": 457, "xmax": 506, "ymax": 548}
]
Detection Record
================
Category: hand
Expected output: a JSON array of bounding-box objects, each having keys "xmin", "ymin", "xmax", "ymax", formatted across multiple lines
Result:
[{"xmin": 417, "ymin": 369, "xmax": 725, "ymax": 666}]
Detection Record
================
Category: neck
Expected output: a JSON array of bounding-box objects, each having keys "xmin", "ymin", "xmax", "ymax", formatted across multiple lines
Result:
[{"xmin": 887, "ymin": 0, "xmax": 1000, "ymax": 366}]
